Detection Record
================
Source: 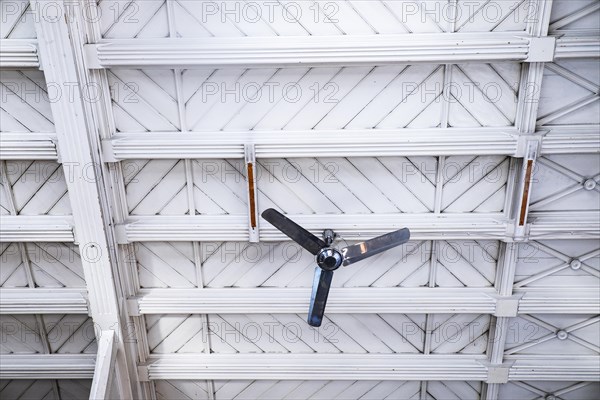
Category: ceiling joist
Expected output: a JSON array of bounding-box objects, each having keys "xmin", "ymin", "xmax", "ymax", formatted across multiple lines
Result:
[
  {"xmin": 0, "ymin": 133, "xmax": 58, "ymax": 160},
  {"xmin": 103, "ymin": 128, "xmax": 521, "ymax": 160},
  {"xmin": 0, "ymin": 288, "xmax": 88, "ymax": 314},
  {"xmin": 0, "ymin": 216, "xmax": 74, "ymax": 242},
  {"xmin": 130, "ymin": 287, "xmax": 599, "ymax": 316},
  {"xmin": 4, "ymin": 33, "xmax": 596, "ymax": 72},
  {"xmin": 0, "ymin": 354, "xmax": 96, "ymax": 380},
  {"xmin": 116, "ymin": 212, "xmax": 599, "ymax": 243},
  {"xmin": 102, "ymin": 128, "xmax": 599, "ymax": 161},
  {"xmin": 554, "ymin": 36, "xmax": 600, "ymax": 59},
  {"xmin": 3, "ymin": 127, "xmax": 598, "ymax": 162},
  {"xmin": 118, "ymin": 214, "xmax": 510, "ymax": 242},
  {"xmin": 528, "ymin": 211, "xmax": 600, "ymax": 239},
  {"xmin": 541, "ymin": 125, "xmax": 600, "ymax": 154},
  {"xmin": 81, "ymin": 34, "xmax": 600, "ymax": 69},
  {"xmin": 140, "ymin": 354, "xmax": 599, "ymax": 382},
  {"xmin": 0, "ymin": 125, "xmax": 600, "ymax": 162},
  {"xmin": 0, "ymin": 39, "xmax": 39, "ymax": 69}
]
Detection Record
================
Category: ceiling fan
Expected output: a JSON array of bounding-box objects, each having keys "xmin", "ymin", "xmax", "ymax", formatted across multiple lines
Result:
[{"xmin": 261, "ymin": 209, "xmax": 411, "ymax": 327}]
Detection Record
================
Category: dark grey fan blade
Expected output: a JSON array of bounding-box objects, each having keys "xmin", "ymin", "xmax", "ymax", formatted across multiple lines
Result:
[
  {"xmin": 261, "ymin": 209, "xmax": 326, "ymax": 255},
  {"xmin": 308, "ymin": 267, "xmax": 334, "ymax": 327},
  {"xmin": 341, "ymin": 228, "xmax": 410, "ymax": 266}
]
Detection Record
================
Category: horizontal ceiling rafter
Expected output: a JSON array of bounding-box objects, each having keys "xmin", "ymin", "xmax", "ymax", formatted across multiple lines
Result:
[
  {"xmin": 3, "ymin": 34, "xmax": 597, "ymax": 71},
  {"xmin": 129, "ymin": 287, "xmax": 599, "ymax": 316},
  {"xmin": 102, "ymin": 128, "xmax": 600, "ymax": 161},
  {"xmin": 116, "ymin": 212, "xmax": 599, "ymax": 243},
  {"xmin": 141, "ymin": 354, "xmax": 599, "ymax": 382},
  {"xmin": 118, "ymin": 214, "xmax": 510, "ymax": 242},
  {"xmin": 0, "ymin": 216, "xmax": 74, "ymax": 242},
  {"xmin": 2, "ymin": 127, "xmax": 598, "ymax": 162},
  {"xmin": 0, "ymin": 134, "xmax": 58, "ymax": 160},
  {"xmin": 0, "ymin": 39, "xmax": 40, "ymax": 69},
  {"xmin": 0, "ymin": 354, "xmax": 96, "ymax": 380},
  {"xmin": 0, "ymin": 288, "xmax": 89, "ymax": 314},
  {"xmin": 82, "ymin": 34, "xmax": 599, "ymax": 69}
]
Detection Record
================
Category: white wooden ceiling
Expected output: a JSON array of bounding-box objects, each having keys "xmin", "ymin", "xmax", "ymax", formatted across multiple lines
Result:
[{"xmin": 0, "ymin": 0, "xmax": 599, "ymax": 399}]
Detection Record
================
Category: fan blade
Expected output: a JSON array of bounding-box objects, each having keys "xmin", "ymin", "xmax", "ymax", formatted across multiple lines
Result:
[
  {"xmin": 341, "ymin": 228, "xmax": 410, "ymax": 266},
  {"xmin": 307, "ymin": 267, "xmax": 334, "ymax": 327},
  {"xmin": 261, "ymin": 209, "xmax": 326, "ymax": 255}
]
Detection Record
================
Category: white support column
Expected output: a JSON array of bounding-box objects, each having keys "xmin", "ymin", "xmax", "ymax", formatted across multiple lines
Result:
[
  {"xmin": 30, "ymin": 1, "xmax": 133, "ymax": 397},
  {"xmin": 90, "ymin": 330, "xmax": 117, "ymax": 400}
]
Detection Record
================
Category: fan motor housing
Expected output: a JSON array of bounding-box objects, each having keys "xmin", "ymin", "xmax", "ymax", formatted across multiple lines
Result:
[{"xmin": 317, "ymin": 248, "xmax": 343, "ymax": 271}]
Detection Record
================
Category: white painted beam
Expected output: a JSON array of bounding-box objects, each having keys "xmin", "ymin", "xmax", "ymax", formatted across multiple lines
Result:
[
  {"xmin": 121, "ymin": 212, "xmax": 600, "ymax": 242},
  {"xmin": 32, "ymin": 1, "xmax": 134, "ymax": 396},
  {"xmin": 142, "ymin": 354, "xmax": 599, "ymax": 382},
  {"xmin": 144, "ymin": 354, "xmax": 489, "ymax": 381},
  {"xmin": 249, "ymin": 213, "xmax": 505, "ymax": 241},
  {"xmin": 541, "ymin": 125, "xmax": 600, "ymax": 154},
  {"xmin": 131, "ymin": 287, "xmax": 598, "ymax": 316},
  {"xmin": 118, "ymin": 214, "xmax": 509, "ymax": 243},
  {"xmin": 528, "ymin": 211, "xmax": 600, "ymax": 239},
  {"xmin": 100, "ymin": 127, "xmax": 598, "ymax": 161},
  {"xmin": 4, "ymin": 127, "xmax": 594, "ymax": 163},
  {"xmin": 132, "ymin": 288, "xmax": 498, "ymax": 315},
  {"xmin": 506, "ymin": 356, "xmax": 600, "ymax": 381},
  {"xmin": 118, "ymin": 215, "xmax": 249, "ymax": 243},
  {"xmin": 516, "ymin": 288, "xmax": 600, "ymax": 314},
  {"xmin": 3, "ymin": 36, "xmax": 597, "ymax": 70},
  {"xmin": 84, "ymin": 33, "xmax": 532, "ymax": 68},
  {"xmin": 554, "ymin": 37, "xmax": 600, "ymax": 59},
  {"xmin": 0, "ymin": 288, "xmax": 88, "ymax": 314},
  {"xmin": 103, "ymin": 129, "xmax": 520, "ymax": 161},
  {"xmin": 90, "ymin": 331, "xmax": 117, "ymax": 400},
  {"xmin": 0, "ymin": 39, "xmax": 40, "ymax": 69},
  {"xmin": 0, "ymin": 354, "xmax": 96, "ymax": 379},
  {"xmin": 83, "ymin": 35, "xmax": 598, "ymax": 69},
  {"xmin": 0, "ymin": 216, "xmax": 74, "ymax": 242},
  {"xmin": 0, "ymin": 133, "xmax": 58, "ymax": 160}
]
